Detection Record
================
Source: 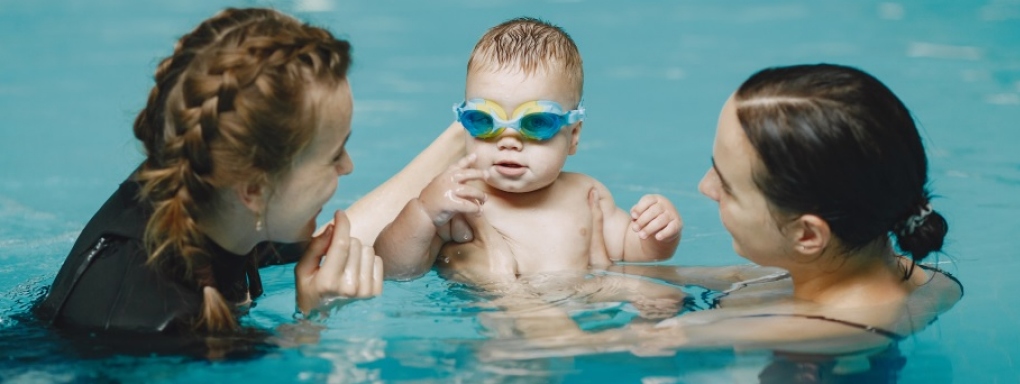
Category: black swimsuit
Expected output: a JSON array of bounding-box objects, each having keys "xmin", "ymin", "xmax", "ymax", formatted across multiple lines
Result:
[{"xmin": 33, "ymin": 171, "xmax": 302, "ymax": 334}]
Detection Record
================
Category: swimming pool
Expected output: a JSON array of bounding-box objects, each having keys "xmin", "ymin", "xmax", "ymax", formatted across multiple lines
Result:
[{"xmin": 2, "ymin": 0, "xmax": 1018, "ymax": 382}]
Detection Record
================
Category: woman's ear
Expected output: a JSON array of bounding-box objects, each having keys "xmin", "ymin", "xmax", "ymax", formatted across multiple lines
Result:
[
  {"xmin": 788, "ymin": 214, "xmax": 831, "ymax": 255},
  {"xmin": 234, "ymin": 180, "xmax": 267, "ymax": 215},
  {"xmin": 568, "ymin": 121, "xmax": 583, "ymax": 155}
]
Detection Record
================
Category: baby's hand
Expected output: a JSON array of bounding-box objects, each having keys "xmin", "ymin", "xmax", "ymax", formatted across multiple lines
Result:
[
  {"xmin": 630, "ymin": 194, "xmax": 682, "ymax": 241},
  {"xmin": 419, "ymin": 153, "xmax": 488, "ymax": 227}
]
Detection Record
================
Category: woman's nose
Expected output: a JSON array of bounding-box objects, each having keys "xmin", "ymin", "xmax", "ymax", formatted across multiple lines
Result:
[{"xmin": 698, "ymin": 168, "xmax": 720, "ymax": 202}]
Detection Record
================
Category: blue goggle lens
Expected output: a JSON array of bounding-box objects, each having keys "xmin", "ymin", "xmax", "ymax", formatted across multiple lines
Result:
[
  {"xmin": 459, "ymin": 110, "xmax": 497, "ymax": 138},
  {"xmin": 519, "ymin": 113, "xmax": 564, "ymax": 140},
  {"xmin": 458, "ymin": 110, "xmax": 567, "ymax": 141}
]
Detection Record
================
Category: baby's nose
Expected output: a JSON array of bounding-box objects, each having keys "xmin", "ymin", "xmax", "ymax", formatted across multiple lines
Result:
[{"xmin": 496, "ymin": 130, "xmax": 524, "ymax": 150}]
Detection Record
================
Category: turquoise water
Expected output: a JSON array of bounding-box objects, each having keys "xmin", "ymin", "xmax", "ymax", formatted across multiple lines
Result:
[{"xmin": 2, "ymin": 0, "xmax": 1018, "ymax": 382}]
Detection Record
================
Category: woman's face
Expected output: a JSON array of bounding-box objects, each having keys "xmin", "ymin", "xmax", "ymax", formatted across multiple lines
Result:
[
  {"xmin": 264, "ymin": 81, "xmax": 354, "ymax": 243},
  {"xmin": 698, "ymin": 96, "xmax": 791, "ymax": 266}
]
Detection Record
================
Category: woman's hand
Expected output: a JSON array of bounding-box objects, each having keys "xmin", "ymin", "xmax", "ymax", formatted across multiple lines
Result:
[{"xmin": 295, "ymin": 210, "xmax": 384, "ymax": 317}]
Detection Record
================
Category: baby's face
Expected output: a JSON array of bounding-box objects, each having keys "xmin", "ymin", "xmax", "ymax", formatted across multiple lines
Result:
[{"xmin": 464, "ymin": 68, "xmax": 582, "ymax": 193}]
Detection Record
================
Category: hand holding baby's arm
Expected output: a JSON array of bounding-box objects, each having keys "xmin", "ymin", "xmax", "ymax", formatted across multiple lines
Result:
[{"xmin": 296, "ymin": 210, "xmax": 383, "ymax": 318}]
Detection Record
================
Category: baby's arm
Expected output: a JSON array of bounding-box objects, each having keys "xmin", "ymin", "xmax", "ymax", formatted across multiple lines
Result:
[
  {"xmin": 374, "ymin": 154, "xmax": 487, "ymax": 280},
  {"xmin": 592, "ymin": 182, "xmax": 681, "ymax": 263}
]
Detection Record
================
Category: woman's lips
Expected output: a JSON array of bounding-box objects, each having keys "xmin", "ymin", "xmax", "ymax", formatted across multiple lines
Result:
[{"xmin": 494, "ymin": 161, "xmax": 527, "ymax": 177}]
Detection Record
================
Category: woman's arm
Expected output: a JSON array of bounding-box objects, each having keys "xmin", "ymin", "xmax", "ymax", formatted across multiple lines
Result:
[{"xmin": 345, "ymin": 122, "xmax": 466, "ymax": 245}]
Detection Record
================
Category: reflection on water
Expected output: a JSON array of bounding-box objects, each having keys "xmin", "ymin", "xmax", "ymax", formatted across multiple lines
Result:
[
  {"xmin": 0, "ymin": 264, "xmax": 959, "ymax": 383},
  {"xmin": 468, "ymin": 264, "xmax": 962, "ymax": 383}
]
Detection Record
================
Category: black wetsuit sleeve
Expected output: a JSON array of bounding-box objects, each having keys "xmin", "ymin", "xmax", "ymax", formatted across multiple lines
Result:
[
  {"xmin": 53, "ymin": 235, "xmax": 199, "ymax": 332},
  {"xmin": 34, "ymin": 174, "xmax": 201, "ymax": 333}
]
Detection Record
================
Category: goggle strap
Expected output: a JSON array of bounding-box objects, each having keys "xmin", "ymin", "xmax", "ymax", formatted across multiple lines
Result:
[{"xmin": 565, "ymin": 107, "xmax": 585, "ymax": 124}]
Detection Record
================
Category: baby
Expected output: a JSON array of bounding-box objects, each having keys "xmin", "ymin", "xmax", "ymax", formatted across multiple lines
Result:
[{"xmin": 374, "ymin": 18, "xmax": 682, "ymax": 285}]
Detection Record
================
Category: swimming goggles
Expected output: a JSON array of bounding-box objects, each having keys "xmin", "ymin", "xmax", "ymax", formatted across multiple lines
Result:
[{"xmin": 453, "ymin": 98, "xmax": 585, "ymax": 141}]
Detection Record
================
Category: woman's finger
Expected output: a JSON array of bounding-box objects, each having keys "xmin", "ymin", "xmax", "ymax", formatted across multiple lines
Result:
[
  {"xmin": 357, "ymin": 245, "xmax": 375, "ymax": 297},
  {"xmin": 340, "ymin": 237, "xmax": 362, "ymax": 297},
  {"xmin": 296, "ymin": 224, "xmax": 333, "ymax": 278},
  {"xmin": 319, "ymin": 210, "xmax": 352, "ymax": 281},
  {"xmin": 372, "ymin": 256, "xmax": 384, "ymax": 295},
  {"xmin": 589, "ymin": 187, "xmax": 612, "ymax": 266}
]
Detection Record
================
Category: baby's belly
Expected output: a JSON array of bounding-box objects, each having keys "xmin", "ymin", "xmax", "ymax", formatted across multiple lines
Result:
[{"xmin": 435, "ymin": 239, "xmax": 588, "ymax": 285}]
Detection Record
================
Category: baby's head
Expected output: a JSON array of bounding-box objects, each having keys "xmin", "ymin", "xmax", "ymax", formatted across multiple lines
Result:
[{"xmin": 460, "ymin": 18, "xmax": 585, "ymax": 193}]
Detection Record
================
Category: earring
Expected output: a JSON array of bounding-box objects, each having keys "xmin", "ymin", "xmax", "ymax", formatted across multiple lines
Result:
[{"xmin": 255, "ymin": 212, "xmax": 263, "ymax": 232}]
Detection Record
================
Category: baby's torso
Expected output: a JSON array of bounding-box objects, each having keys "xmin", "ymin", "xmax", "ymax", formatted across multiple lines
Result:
[{"xmin": 436, "ymin": 173, "xmax": 596, "ymax": 283}]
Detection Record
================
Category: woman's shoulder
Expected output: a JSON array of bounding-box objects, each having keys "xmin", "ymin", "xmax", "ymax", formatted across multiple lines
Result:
[
  {"xmin": 911, "ymin": 263, "xmax": 964, "ymax": 315},
  {"xmin": 35, "ymin": 170, "xmax": 204, "ymax": 333},
  {"xmin": 36, "ymin": 234, "xmax": 203, "ymax": 333}
]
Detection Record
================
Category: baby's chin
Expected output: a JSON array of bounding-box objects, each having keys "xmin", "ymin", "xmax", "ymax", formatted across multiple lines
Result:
[{"xmin": 484, "ymin": 177, "xmax": 556, "ymax": 194}]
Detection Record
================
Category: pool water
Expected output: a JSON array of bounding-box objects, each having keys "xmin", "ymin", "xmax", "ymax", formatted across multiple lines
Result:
[{"xmin": 2, "ymin": 0, "xmax": 1018, "ymax": 382}]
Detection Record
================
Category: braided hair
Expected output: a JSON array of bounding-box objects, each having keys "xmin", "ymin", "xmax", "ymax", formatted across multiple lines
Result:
[{"xmin": 132, "ymin": 8, "xmax": 351, "ymax": 333}]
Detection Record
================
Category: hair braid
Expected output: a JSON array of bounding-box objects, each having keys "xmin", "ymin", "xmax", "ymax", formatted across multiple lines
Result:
[{"xmin": 131, "ymin": 8, "xmax": 352, "ymax": 334}]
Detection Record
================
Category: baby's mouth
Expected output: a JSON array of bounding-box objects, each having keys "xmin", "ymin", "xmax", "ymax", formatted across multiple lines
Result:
[{"xmin": 494, "ymin": 161, "xmax": 527, "ymax": 177}]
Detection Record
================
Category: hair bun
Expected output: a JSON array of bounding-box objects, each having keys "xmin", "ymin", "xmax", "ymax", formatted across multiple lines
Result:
[{"xmin": 894, "ymin": 205, "xmax": 948, "ymax": 262}]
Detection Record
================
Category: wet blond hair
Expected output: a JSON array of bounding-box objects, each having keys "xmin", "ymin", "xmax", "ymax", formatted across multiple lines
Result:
[
  {"xmin": 467, "ymin": 17, "xmax": 583, "ymax": 103},
  {"xmin": 132, "ymin": 8, "xmax": 351, "ymax": 333}
]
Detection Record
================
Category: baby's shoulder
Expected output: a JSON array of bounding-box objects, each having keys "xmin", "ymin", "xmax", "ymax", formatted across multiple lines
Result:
[
  {"xmin": 557, "ymin": 171, "xmax": 603, "ymax": 188},
  {"xmin": 557, "ymin": 172, "xmax": 612, "ymax": 196}
]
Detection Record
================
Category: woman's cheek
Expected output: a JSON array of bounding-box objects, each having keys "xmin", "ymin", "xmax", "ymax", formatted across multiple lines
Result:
[{"xmin": 718, "ymin": 202, "xmax": 740, "ymax": 231}]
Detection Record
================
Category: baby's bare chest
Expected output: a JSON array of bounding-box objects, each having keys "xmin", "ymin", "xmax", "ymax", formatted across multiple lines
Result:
[{"xmin": 442, "ymin": 199, "xmax": 594, "ymax": 275}]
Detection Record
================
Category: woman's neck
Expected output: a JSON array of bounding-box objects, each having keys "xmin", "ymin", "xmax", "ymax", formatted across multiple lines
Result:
[
  {"xmin": 196, "ymin": 201, "xmax": 260, "ymax": 256},
  {"xmin": 786, "ymin": 241, "xmax": 912, "ymax": 306}
]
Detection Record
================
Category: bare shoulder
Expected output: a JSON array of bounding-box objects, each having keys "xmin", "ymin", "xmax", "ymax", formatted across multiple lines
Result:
[
  {"xmin": 557, "ymin": 172, "xmax": 612, "ymax": 197},
  {"xmin": 557, "ymin": 171, "xmax": 597, "ymax": 185}
]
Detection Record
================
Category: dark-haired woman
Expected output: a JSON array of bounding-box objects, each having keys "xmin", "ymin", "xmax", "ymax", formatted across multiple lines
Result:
[
  {"xmin": 660, "ymin": 63, "xmax": 963, "ymax": 351},
  {"xmin": 487, "ymin": 64, "xmax": 963, "ymax": 373}
]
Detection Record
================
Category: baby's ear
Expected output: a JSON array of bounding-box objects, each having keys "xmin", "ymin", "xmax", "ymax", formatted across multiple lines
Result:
[{"xmin": 568, "ymin": 122, "xmax": 583, "ymax": 155}]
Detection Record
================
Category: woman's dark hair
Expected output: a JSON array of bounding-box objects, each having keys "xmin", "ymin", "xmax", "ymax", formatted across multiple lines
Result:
[{"xmin": 733, "ymin": 64, "xmax": 947, "ymax": 267}]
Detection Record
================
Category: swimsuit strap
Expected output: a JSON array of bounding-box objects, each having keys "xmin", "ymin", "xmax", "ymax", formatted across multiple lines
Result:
[
  {"xmin": 733, "ymin": 313, "xmax": 906, "ymax": 341},
  {"xmin": 708, "ymin": 271, "xmax": 792, "ymax": 309},
  {"xmin": 703, "ymin": 263, "xmax": 961, "ymax": 343},
  {"xmin": 917, "ymin": 263, "xmax": 964, "ymax": 296}
]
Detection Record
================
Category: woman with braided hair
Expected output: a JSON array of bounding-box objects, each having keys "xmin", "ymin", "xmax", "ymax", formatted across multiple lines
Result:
[{"xmin": 34, "ymin": 8, "xmax": 465, "ymax": 335}]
